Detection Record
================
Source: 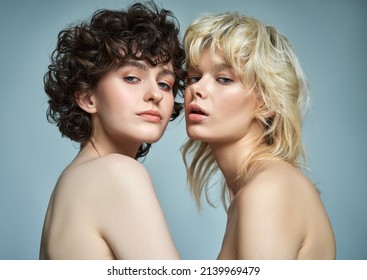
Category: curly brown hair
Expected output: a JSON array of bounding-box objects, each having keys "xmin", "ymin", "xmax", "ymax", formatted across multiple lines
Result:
[{"xmin": 44, "ymin": 1, "xmax": 185, "ymax": 158}]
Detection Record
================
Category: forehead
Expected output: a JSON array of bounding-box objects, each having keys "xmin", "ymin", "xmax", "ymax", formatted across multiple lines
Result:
[{"xmin": 189, "ymin": 49, "xmax": 232, "ymax": 71}]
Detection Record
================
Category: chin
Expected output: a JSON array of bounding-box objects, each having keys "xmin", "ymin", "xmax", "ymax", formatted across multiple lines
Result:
[
  {"xmin": 142, "ymin": 134, "xmax": 164, "ymax": 144},
  {"xmin": 134, "ymin": 126, "xmax": 166, "ymax": 143},
  {"xmin": 186, "ymin": 127, "xmax": 206, "ymax": 141}
]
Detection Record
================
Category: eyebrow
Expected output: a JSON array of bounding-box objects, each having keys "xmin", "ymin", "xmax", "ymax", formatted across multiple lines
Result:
[
  {"xmin": 187, "ymin": 62, "xmax": 233, "ymax": 73},
  {"xmin": 160, "ymin": 67, "xmax": 175, "ymax": 79},
  {"xmin": 120, "ymin": 60, "xmax": 175, "ymax": 79},
  {"xmin": 120, "ymin": 60, "xmax": 148, "ymax": 71},
  {"xmin": 213, "ymin": 63, "xmax": 233, "ymax": 72}
]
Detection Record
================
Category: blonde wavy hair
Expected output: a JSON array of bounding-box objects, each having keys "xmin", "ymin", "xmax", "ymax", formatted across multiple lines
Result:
[{"xmin": 181, "ymin": 13, "xmax": 309, "ymax": 208}]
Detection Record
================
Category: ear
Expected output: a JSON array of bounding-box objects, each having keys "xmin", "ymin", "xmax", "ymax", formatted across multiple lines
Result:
[
  {"xmin": 257, "ymin": 101, "xmax": 274, "ymax": 120},
  {"xmin": 263, "ymin": 110, "xmax": 274, "ymax": 119},
  {"xmin": 74, "ymin": 91, "xmax": 97, "ymax": 114}
]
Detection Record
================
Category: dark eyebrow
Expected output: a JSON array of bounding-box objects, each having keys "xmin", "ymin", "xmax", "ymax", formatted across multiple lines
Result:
[
  {"xmin": 119, "ymin": 60, "xmax": 148, "ymax": 71},
  {"xmin": 118, "ymin": 60, "xmax": 175, "ymax": 79},
  {"xmin": 160, "ymin": 67, "xmax": 175, "ymax": 79}
]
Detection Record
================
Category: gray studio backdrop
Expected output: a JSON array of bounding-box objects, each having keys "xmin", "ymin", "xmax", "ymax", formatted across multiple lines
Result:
[{"xmin": 0, "ymin": 0, "xmax": 366, "ymax": 259}]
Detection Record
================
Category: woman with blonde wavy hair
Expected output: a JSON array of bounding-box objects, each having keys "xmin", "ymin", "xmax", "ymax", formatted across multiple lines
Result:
[{"xmin": 182, "ymin": 12, "xmax": 336, "ymax": 259}]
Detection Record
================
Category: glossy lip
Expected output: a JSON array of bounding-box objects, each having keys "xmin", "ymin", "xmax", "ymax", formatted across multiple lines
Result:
[
  {"xmin": 186, "ymin": 103, "xmax": 209, "ymax": 121},
  {"xmin": 137, "ymin": 109, "xmax": 162, "ymax": 123}
]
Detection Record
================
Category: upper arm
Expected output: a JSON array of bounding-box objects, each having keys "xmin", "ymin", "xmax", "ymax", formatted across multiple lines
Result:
[
  {"xmin": 236, "ymin": 181, "xmax": 304, "ymax": 259},
  {"xmin": 95, "ymin": 156, "xmax": 179, "ymax": 259}
]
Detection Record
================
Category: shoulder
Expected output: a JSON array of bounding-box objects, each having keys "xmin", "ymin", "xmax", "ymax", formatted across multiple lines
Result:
[
  {"xmin": 98, "ymin": 154, "xmax": 151, "ymax": 183},
  {"xmin": 235, "ymin": 160, "xmax": 319, "ymax": 223},
  {"xmin": 238, "ymin": 160, "xmax": 315, "ymax": 204},
  {"xmin": 232, "ymin": 160, "xmax": 312, "ymax": 258},
  {"xmin": 43, "ymin": 154, "xmax": 177, "ymax": 259},
  {"xmin": 52, "ymin": 153, "xmax": 160, "ymax": 226},
  {"xmin": 62, "ymin": 153, "xmax": 151, "ymax": 187},
  {"xmin": 53, "ymin": 154, "xmax": 154, "ymax": 210},
  {"xmin": 87, "ymin": 153, "xmax": 148, "ymax": 175}
]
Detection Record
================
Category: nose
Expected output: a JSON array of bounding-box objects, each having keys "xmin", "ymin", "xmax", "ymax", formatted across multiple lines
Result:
[
  {"xmin": 144, "ymin": 83, "xmax": 163, "ymax": 103},
  {"xmin": 187, "ymin": 78, "xmax": 208, "ymax": 100}
]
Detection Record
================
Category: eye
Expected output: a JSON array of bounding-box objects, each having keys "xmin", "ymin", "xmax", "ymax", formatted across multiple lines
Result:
[
  {"xmin": 123, "ymin": 76, "xmax": 140, "ymax": 83},
  {"xmin": 157, "ymin": 82, "xmax": 172, "ymax": 91},
  {"xmin": 217, "ymin": 77, "xmax": 233, "ymax": 85},
  {"xmin": 186, "ymin": 76, "xmax": 201, "ymax": 85}
]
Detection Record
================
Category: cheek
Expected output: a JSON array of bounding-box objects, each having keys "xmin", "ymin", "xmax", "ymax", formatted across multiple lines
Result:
[
  {"xmin": 216, "ymin": 94, "xmax": 258, "ymax": 123},
  {"xmin": 100, "ymin": 97, "xmax": 128, "ymax": 117},
  {"xmin": 183, "ymin": 89, "xmax": 191, "ymax": 105},
  {"xmin": 214, "ymin": 94, "xmax": 242, "ymax": 116},
  {"xmin": 162, "ymin": 95, "xmax": 175, "ymax": 115}
]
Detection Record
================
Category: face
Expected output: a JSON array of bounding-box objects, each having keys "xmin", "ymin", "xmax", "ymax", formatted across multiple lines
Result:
[
  {"xmin": 185, "ymin": 50, "xmax": 262, "ymax": 145},
  {"xmin": 90, "ymin": 59, "xmax": 175, "ymax": 153}
]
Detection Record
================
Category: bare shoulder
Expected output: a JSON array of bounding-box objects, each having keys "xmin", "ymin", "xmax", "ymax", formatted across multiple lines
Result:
[
  {"xmin": 47, "ymin": 153, "xmax": 155, "ymax": 227},
  {"xmin": 235, "ymin": 159, "xmax": 323, "ymax": 233},
  {"xmin": 232, "ymin": 159, "xmax": 335, "ymax": 259},
  {"xmin": 72, "ymin": 153, "xmax": 150, "ymax": 179},
  {"xmin": 237, "ymin": 160, "xmax": 316, "ymax": 207},
  {"xmin": 52, "ymin": 153, "xmax": 158, "ymax": 218},
  {"xmin": 42, "ymin": 153, "xmax": 178, "ymax": 259},
  {"xmin": 58, "ymin": 154, "xmax": 152, "ymax": 194}
]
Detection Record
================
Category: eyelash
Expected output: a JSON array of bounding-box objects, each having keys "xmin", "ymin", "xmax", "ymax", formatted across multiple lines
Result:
[
  {"xmin": 123, "ymin": 76, "xmax": 172, "ymax": 91},
  {"xmin": 186, "ymin": 75, "xmax": 233, "ymax": 85},
  {"xmin": 186, "ymin": 76, "xmax": 200, "ymax": 85},
  {"xmin": 123, "ymin": 76, "xmax": 140, "ymax": 83},
  {"xmin": 157, "ymin": 82, "xmax": 172, "ymax": 91},
  {"xmin": 217, "ymin": 77, "xmax": 233, "ymax": 84}
]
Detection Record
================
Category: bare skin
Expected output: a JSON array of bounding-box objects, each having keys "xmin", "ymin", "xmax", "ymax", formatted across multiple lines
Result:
[
  {"xmin": 40, "ymin": 148, "xmax": 179, "ymax": 259},
  {"xmin": 185, "ymin": 49, "xmax": 336, "ymax": 259},
  {"xmin": 40, "ymin": 147, "xmax": 179, "ymax": 260},
  {"xmin": 217, "ymin": 159, "xmax": 336, "ymax": 260},
  {"xmin": 40, "ymin": 60, "xmax": 180, "ymax": 259}
]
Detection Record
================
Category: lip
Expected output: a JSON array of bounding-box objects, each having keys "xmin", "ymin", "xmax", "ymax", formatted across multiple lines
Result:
[
  {"xmin": 186, "ymin": 103, "xmax": 209, "ymax": 121},
  {"xmin": 137, "ymin": 109, "xmax": 162, "ymax": 123}
]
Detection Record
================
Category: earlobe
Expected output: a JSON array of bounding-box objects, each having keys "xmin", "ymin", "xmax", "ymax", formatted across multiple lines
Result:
[{"xmin": 74, "ymin": 91, "xmax": 97, "ymax": 114}]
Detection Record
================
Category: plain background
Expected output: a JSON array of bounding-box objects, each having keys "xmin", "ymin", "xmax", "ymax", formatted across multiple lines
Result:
[{"xmin": 0, "ymin": 0, "xmax": 366, "ymax": 260}]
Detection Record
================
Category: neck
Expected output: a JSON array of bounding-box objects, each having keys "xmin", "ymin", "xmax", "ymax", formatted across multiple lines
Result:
[
  {"xmin": 209, "ymin": 129, "xmax": 263, "ymax": 200},
  {"xmin": 87, "ymin": 136, "xmax": 141, "ymax": 159},
  {"xmin": 88, "ymin": 114, "xmax": 142, "ymax": 158},
  {"xmin": 89, "ymin": 139, "xmax": 102, "ymax": 157}
]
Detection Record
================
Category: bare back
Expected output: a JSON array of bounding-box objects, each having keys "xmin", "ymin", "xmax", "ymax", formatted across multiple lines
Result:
[
  {"xmin": 217, "ymin": 160, "xmax": 336, "ymax": 260},
  {"xmin": 40, "ymin": 152, "xmax": 179, "ymax": 259}
]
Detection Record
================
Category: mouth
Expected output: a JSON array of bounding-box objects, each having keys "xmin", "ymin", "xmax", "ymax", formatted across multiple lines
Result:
[
  {"xmin": 137, "ymin": 109, "xmax": 162, "ymax": 123},
  {"xmin": 187, "ymin": 104, "xmax": 209, "ymax": 121}
]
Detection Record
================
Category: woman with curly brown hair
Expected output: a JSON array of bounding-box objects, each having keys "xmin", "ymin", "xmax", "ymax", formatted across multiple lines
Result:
[{"xmin": 39, "ymin": 1, "xmax": 185, "ymax": 259}]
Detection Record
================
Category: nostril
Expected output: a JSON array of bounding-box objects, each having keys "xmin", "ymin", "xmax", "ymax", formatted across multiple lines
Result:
[{"xmin": 194, "ymin": 91, "xmax": 202, "ymax": 98}]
